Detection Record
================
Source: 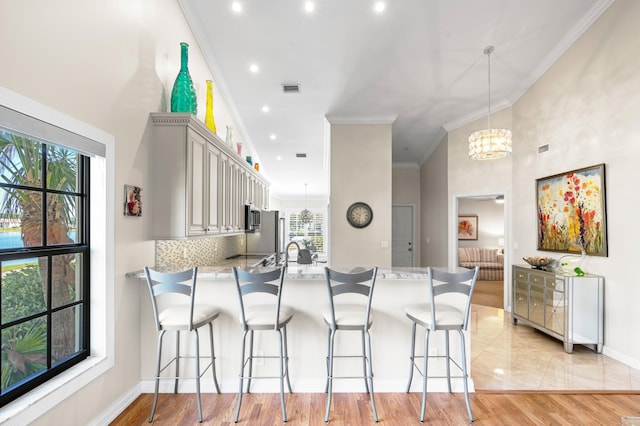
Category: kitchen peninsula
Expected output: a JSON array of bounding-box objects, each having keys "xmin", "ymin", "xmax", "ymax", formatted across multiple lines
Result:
[{"xmin": 128, "ymin": 264, "xmax": 475, "ymax": 395}]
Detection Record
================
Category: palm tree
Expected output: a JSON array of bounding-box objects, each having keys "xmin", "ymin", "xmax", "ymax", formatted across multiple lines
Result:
[{"xmin": 0, "ymin": 132, "xmax": 78, "ymax": 369}]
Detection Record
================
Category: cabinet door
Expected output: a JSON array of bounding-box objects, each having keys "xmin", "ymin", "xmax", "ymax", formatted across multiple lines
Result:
[
  {"xmin": 513, "ymin": 280, "xmax": 529, "ymax": 318},
  {"xmin": 206, "ymin": 143, "xmax": 221, "ymax": 233},
  {"xmin": 186, "ymin": 130, "xmax": 207, "ymax": 236},
  {"xmin": 545, "ymin": 283, "xmax": 566, "ymax": 336},
  {"xmin": 529, "ymin": 284, "xmax": 545, "ymax": 326},
  {"xmin": 229, "ymin": 162, "xmax": 241, "ymax": 231},
  {"xmin": 219, "ymin": 154, "xmax": 230, "ymax": 231}
]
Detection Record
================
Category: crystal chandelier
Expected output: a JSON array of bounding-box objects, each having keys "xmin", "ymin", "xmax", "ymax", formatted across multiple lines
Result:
[
  {"xmin": 469, "ymin": 46, "xmax": 512, "ymax": 160},
  {"xmin": 300, "ymin": 183, "xmax": 313, "ymax": 224}
]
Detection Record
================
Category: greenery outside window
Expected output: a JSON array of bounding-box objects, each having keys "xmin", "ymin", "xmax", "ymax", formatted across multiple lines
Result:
[
  {"xmin": 287, "ymin": 210, "xmax": 324, "ymax": 252},
  {"xmin": 0, "ymin": 129, "xmax": 90, "ymax": 406}
]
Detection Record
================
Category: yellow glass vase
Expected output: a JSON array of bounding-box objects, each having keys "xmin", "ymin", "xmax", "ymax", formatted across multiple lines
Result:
[{"xmin": 205, "ymin": 80, "xmax": 216, "ymax": 134}]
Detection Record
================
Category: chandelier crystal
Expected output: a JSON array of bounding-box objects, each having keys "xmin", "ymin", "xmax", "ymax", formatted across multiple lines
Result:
[{"xmin": 469, "ymin": 46, "xmax": 512, "ymax": 160}]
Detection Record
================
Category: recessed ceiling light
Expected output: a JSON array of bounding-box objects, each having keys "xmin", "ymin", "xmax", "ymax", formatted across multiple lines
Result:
[
  {"xmin": 270, "ymin": 134, "xmax": 277, "ymax": 140},
  {"xmin": 373, "ymin": 1, "xmax": 386, "ymax": 13},
  {"xmin": 304, "ymin": 1, "xmax": 315, "ymax": 13},
  {"xmin": 231, "ymin": 2, "xmax": 242, "ymax": 13},
  {"xmin": 261, "ymin": 105, "xmax": 270, "ymax": 113},
  {"xmin": 277, "ymin": 155, "xmax": 282, "ymax": 161},
  {"xmin": 249, "ymin": 63, "xmax": 259, "ymax": 73}
]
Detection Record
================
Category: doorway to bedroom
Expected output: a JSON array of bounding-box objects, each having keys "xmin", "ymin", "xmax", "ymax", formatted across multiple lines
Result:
[{"xmin": 456, "ymin": 194, "xmax": 506, "ymax": 309}]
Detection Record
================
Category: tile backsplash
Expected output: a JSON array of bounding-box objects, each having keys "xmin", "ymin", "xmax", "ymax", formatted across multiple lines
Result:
[{"xmin": 155, "ymin": 234, "xmax": 245, "ymax": 269}]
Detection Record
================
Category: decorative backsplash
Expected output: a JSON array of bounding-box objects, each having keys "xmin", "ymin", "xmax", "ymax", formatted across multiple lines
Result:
[{"xmin": 155, "ymin": 234, "xmax": 245, "ymax": 269}]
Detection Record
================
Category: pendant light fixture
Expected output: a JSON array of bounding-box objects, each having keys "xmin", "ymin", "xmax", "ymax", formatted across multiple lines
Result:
[
  {"xmin": 468, "ymin": 46, "xmax": 512, "ymax": 160},
  {"xmin": 300, "ymin": 183, "xmax": 313, "ymax": 224}
]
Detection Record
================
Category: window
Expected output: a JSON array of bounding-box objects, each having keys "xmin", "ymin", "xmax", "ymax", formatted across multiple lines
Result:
[
  {"xmin": 0, "ymin": 129, "xmax": 90, "ymax": 406},
  {"xmin": 287, "ymin": 210, "xmax": 324, "ymax": 251},
  {"xmin": 0, "ymin": 87, "xmax": 113, "ymax": 425}
]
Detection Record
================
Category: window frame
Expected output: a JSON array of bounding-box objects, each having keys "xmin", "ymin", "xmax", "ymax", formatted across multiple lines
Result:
[
  {"xmin": 0, "ymin": 138, "xmax": 91, "ymax": 406},
  {"xmin": 0, "ymin": 87, "xmax": 114, "ymax": 424}
]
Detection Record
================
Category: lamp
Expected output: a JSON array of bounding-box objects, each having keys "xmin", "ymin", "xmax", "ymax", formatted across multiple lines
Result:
[
  {"xmin": 469, "ymin": 46, "xmax": 512, "ymax": 160},
  {"xmin": 300, "ymin": 183, "xmax": 313, "ymax": 224}
]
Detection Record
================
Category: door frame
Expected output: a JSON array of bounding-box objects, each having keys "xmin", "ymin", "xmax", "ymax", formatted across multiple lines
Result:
[{"xmin": 451, "ymin": 192, "xmax": 510, "ymax": 311}]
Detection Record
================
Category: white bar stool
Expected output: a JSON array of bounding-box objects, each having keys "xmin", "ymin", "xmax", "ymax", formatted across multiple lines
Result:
[
  {"xmin": 322, "ymin": 266, "xmax": 378, "ymax": 423},
  {"xmin": 404, "ymin": 266, "xmax": 479, "ymax": 423},
  {"xmin": 232, "ymin": 266, "xmax": 293, "ymax": 423},
  {"xmin": 143, "ymin": 266, "xmax": 220, "ymax": 423}
]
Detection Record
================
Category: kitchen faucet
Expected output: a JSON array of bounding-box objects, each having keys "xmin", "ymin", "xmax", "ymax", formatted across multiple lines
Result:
[
  {"xmin": 284, "ymin": 241, "xmax": 315, "ymax": 266},
  {"xmin": 284, "ymin": 241, "xmax": 301, "ymax": 267}
]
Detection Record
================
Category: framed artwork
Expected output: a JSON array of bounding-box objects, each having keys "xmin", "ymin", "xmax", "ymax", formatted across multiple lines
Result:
[
  {"xmin": 124, "ymin": 185, "xmax": 142, "ymax": 217},
  {"xmin": 536, "ymin": 163, "xmax": 607, "ymax": 256},
  {"xmin": 458, "ymin": 215, "xmax": 478, "ymax": 240}
]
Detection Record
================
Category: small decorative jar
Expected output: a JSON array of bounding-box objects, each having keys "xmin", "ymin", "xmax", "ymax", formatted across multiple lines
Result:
[{"xmin": 225, "ymin": 125, "xmax": 233, "ymax": 147}]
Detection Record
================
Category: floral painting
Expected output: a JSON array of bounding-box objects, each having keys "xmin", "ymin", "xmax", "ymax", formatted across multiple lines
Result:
[
  {"xmin": 536, "ymin": 164, "xmax": 607, "ymax": 256},
  {"xmin": 458, "ymin": 215, "xmax": 478, "ymax": 240},
  {"xmin": 124, "ymin": 184, "xmax": 142, "ymax": 217}
]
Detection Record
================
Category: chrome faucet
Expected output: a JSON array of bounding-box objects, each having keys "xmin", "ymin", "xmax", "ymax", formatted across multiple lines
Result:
[{"xmin": 283, "ymin": 241, "xmax": 301, "ymax": 267}]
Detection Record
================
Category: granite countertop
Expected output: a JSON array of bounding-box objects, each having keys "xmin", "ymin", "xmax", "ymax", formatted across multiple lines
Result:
[{"xmin": 126, "ymin": 263, "xmax": 431, "ymax": 281}]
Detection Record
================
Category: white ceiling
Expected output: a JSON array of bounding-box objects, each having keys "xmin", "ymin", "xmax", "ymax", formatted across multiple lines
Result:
[{"xmin": 180, "ymin": 0, "xmax": 612, "ymax": 200}]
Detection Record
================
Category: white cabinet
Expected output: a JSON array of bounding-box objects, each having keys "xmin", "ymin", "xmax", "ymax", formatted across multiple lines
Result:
[
  {"xmin": 512, "ymin": 265, "xmax": 604, "ymax": 353},
  {"xmin": 150, "ymin": 113, "xmax": 269, "ymax": 238}
]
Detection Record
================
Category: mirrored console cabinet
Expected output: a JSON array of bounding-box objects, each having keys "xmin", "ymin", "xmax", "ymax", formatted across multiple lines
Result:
[{"xmin": 512, "ymin": 265, "xmax": 604, "ymax": 354}]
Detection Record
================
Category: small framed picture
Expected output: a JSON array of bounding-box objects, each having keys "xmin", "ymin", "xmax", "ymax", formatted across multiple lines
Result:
[
  {"xmin": 124, "ymin": 185, "xmax": 142, "ymax": 217},
  {"xmin": 458, "ymin": 215, "xmax": 478, "ymax": 240}
]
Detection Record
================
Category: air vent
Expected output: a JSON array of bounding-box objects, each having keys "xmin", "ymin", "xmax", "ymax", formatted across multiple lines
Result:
[
  {"xmin": 296, "ymin": 153, "xmax": 307, "ymax": 158},
  {"xmin": 282, "ymin": 84, "xmax": 300, "ymax": 93},
  {"xmin": 538, "ymin": 144, "xmax": 549, "ymax": 154}
]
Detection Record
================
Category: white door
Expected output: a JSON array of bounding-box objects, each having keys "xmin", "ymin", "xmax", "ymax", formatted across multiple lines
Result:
[{"xmin": 392, "ymin": 205, "xmax": 414, "ymax": 267}]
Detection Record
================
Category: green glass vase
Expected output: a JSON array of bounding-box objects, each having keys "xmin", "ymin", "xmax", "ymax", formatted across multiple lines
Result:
[{"xmin": 170, "ymin": 42, "xmax": 197, "ymax": 114}]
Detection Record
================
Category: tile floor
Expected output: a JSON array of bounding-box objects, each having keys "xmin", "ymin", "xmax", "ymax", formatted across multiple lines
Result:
[{"xmin": 470, "ymin": 304, "xmax": 640, "ymax": 390}]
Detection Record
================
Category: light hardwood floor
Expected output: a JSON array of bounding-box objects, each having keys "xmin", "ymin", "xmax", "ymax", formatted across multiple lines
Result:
[
  {"xmin": 110, "ymin": 391, "xmax": 640, "ymax": 425},
  {"xmin": 111, "ymin": 304, "xmax": 640, "ymax": 424}
]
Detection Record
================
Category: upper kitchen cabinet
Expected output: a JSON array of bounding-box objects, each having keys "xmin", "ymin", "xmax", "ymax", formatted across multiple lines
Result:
[{"xmin": 150, "ymin": 113, "xmax": 269, "ymax": 238}]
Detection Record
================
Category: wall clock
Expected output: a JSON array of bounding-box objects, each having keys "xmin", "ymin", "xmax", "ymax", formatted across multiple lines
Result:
[{"xmin": 346, "ymin": 202, "xmax": 373, "ymax": 228}]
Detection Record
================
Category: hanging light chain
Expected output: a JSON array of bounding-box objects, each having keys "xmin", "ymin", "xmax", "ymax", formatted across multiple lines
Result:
[{"xmin": 485, "ymin": 45, "xmax": 494, "ymax": 131}]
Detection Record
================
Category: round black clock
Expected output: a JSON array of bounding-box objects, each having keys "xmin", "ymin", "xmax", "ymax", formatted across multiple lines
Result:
[{"xmin": 346, "ymin": 202, "xmax": 373, "ymax": 228}]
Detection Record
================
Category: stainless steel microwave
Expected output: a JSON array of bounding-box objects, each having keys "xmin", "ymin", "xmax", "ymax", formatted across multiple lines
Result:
[{"xmin": 245, "ymin": 205, "xmax": 261, "ymax": 232}]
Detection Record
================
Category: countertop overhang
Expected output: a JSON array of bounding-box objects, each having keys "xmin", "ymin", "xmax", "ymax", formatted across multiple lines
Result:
[{"xmin": 126, "ymin": 264, "xmax": 431, "ymax": 280}]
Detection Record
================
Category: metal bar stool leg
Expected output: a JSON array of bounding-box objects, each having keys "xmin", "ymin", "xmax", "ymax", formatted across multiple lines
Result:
[
  {"xmin": 458, "ymin": 329, "xmax": 474, "ymax": 423},
  {"xmin": 277, "ymin": 329, "xmax": 287, "ymax": 422},
  {"xmin": 445, "ymin": 330, "xmax": 452, "ymax": 393},
  {"xmin": 208, "ymin": 322, "xmax": 220, "ymax": 393},
  {"xmin": 324, "ymin": 328, "xmax": 331, "ymax": 393},
  {"xmin": 420, "ymin": 329, "xmax": 431, "ymax": 423},
  {"xmin": 324, "ymin": 329, "xmax": 336, "ymax": 423},
  {"xmin": 234, "ymin": 329, "xmax": 249, "ymax": 423},
  {"xmin": 360, "ymin": 329, "xmax": 370, "ymax": 393},
  {"xmin": 282, "ymin": 325, "xmax": 293, "ymax": 393},
  {"xmin": 406, "ymin": 321, "xmax": 417, "ymax": 392},
  {"xmin": 194, "ymin": 329, "xmax": 203, "ymax": 423},
  {"xmin": 246, "ymin": 329, "xmax": 254, "ymax": 393},
  {"xmin": 174, "ymin": 331, "xmax": 180, "ymax": 394},
  {"xmin": 149, "ymin": 330, "xmax": 166, "ymax": 423},
  {"xmin": 365, "ymin": 329, "xmax": 378, "ymax": 422}
]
